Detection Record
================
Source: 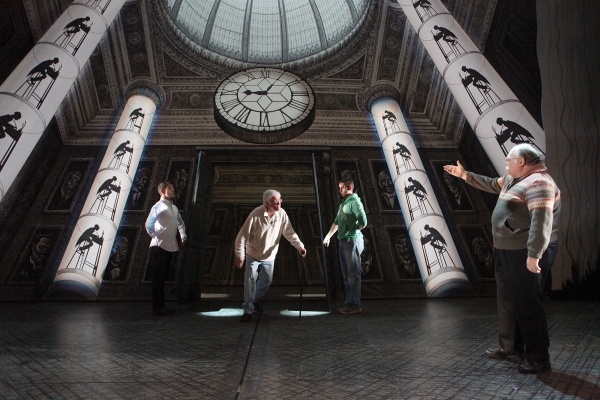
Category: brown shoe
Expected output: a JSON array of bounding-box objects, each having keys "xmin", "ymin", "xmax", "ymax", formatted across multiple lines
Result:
[
  {"xmin": 152, "ymin": 307, "xmax": 175, "ymax": 316},
  {"xmin": 518, "ymin": 360, "xmax": 551, "ymax": 374}
]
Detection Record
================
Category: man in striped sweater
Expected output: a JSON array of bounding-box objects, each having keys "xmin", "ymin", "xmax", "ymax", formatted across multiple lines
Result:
[{"xmin": 444, "ymin": 144, "xmax": 560, "ymax": 374}]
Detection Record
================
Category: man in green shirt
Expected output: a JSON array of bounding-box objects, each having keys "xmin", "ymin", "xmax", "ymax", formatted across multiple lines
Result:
[{"xmin": 324, "ymin": 179, "xmax": 367, "ymax": 314}]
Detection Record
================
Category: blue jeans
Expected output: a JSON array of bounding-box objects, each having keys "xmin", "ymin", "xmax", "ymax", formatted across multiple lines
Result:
[
  {"xmin": 242, "ymin": 255, "xmax": 274, "ymax": 314},
  {"xmin": 339, "ymin": 238, "xmax": 364, "ymax": 309}
]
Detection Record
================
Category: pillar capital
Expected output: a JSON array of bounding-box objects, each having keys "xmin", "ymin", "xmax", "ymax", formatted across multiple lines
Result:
[
  {"xmin": 360, "ymin": 84, "xmax": 402, "ymax": 114},
  {"xmin": 125, "ymin": 80, "xmax": 166, "ymax": 110}
]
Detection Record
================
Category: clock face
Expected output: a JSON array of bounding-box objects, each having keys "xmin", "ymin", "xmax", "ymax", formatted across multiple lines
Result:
[{"xmin": 214, "ymin": 68, "xmax": 315, "ymax": 144}]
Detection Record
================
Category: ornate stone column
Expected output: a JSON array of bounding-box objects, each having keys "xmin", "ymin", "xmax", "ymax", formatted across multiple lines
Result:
[
  {"xmin": 395, "ymin": 0, "xmax": 545, "ymax": 174},
  {"xmin": 0, "ymin": 0, "xmax": 126, "ymax": 201},
  {"xmin": 46, "ymin": 83, "xmax": 163, "ymax": 300},
  {"xmin": 371, "ymin": 97, "xmax": 472, "ymax": 297}
]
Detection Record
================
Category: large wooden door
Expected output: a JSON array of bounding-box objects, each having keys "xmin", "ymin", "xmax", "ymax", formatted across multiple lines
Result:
[{"xmin": 199, "ymin": 162, "xmax": 327, "ymax": 299}]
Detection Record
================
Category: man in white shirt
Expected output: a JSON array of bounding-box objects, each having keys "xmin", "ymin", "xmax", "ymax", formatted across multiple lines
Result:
[
  {"xmin": 145, "ymin": 182, "xmax": 187, "ymax": 316},
  {"xmin": 235, "ymin": 189, "xmax": 306, "ymax": 322}
]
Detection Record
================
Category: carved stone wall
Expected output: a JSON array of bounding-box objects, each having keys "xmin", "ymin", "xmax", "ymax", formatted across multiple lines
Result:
[{"xmin": 0, "ymin": 144, "xmax": 498, "ymax": 300}]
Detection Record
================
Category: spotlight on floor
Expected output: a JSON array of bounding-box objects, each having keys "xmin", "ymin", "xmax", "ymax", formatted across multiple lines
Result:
[
  {"xmin": 199, "ymin": 308, "xmax": 244, "ymax": 317},
  {"xmin": 279, "ymin": 310, "xmax": 329, "ymax": 317},
  {"xmin": 285, "ymin": 294, "xmax": 327, "ymax": 298}
]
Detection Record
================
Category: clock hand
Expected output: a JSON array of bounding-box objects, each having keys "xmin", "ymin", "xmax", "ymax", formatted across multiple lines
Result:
[{"xmin": 243, "ymin": 89, "xmax": 269, "ymax": 95}]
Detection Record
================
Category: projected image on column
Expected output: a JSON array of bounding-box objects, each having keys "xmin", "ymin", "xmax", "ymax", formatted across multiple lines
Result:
[
  {"xmin": 392, "ymin": 142, "xmax": 417, "ymax": 174},
  {"xmin": 493, "ymin": 118, "xmax": 545, "ymax": 156},
  {"xmin": 89, "ymin": 176, "xmax": 121, "ymax": 220},
  {"xmin": 125, "ymin": 108, "xmax": 144, "ymax": 133},
  {"xmin": 420, "ymin": 224, "xmax": 456, "ymax": 275},
  {"xmin": 0, "ymin": 112, "xmax": 24, "ymax": 172},
  {"xmin": 108, "ymin": 140, "xmax": 134, "ymax": 173},
  {"xmin": 432, "ymin": 26, "xmax": 465, "ymax": 63},
  {"xmin": 460, "ymin": 66, "xmax": 500, "ymax": 114},
  {"xmin": 85, "ymin": 0, "xmax": 112, "ymax": 15},
  {"xmin": 381, "ymin": 110, "xmax": 400, "ymax": 136},
  {"xmin": 67, "ymin": 224, "xmax": 104, "ymax": 275},
  {"xmin": 54, "ymin": 17, "xmax": 91, "ymax": 56},
  {"xmin": 412, "ymin": 0, "xmax": 438, "ymax": 22},
  {"xmin": 404, "ymin": 177, "xmax": 435, "ymax": 220},
  {"xmin": 15, "ymin": 58, "xmax": 61, "ymax": 109}
]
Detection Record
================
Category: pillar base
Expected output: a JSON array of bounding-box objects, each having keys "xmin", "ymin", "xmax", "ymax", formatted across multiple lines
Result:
[
  {"xmin": 427, "ymin": 279, "xmax": 475, "ymax": 297},
  {"xmin": 424, "ymin": 268, "xmax": 474, "ymax": 297},
  {"xmin": 44, "ymin": 271, "xmax": 100, "ymax": 301}
]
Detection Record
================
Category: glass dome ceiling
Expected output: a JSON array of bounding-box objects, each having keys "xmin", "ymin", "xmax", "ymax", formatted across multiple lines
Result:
[{"xmin": 165, "ymin": 0, "xmax": 370, "ymax": 64}]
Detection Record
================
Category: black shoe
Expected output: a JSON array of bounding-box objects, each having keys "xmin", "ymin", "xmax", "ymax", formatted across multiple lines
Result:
[
  {"xmin": 240, "ymin": 313, "xmax": 252, "ymax": 322},
  {"xmin": 485, "ymin": 347, "xmax": 523, "ymax": 363},
  {"xmin": 519, "ymin": 361, "xmax": 551, "ymax": 374},
  {"xmin": 253, "ymin": 302, "xmax": 263, "ymax": 314},
  {"xmin": 152, "ymin": 307, "xmax": 175, "ymax": 316}
]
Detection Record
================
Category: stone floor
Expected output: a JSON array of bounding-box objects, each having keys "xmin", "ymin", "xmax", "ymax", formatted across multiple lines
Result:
[{"xmin": 0, "ymin": 298, "xmax": 598, "ymax": 399}]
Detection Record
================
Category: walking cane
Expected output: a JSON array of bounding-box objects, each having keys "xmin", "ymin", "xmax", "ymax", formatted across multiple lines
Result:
[
  {"xmin": 298, "ymin": 250, "xmax": 303, "ymax": 320},
  {"xmin": 312, "ymin": 153, "xmax": 332, "ymax": 313}
]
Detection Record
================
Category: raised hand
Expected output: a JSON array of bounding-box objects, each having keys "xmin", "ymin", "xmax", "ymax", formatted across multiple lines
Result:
[{"xmin": 443, "ymin": 160, "xmax": 467, "ymax": 180}]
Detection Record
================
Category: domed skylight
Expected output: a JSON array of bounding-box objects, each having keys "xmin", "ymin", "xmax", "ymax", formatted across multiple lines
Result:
[{"xmin": 165, "ymin": 0, "xmax": 370, "ymax": 64}]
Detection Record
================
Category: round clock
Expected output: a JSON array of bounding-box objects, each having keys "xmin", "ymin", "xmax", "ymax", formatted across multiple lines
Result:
[{"xmin": 214, "ymin": 68, "xmax": 316, "ymax": 144}]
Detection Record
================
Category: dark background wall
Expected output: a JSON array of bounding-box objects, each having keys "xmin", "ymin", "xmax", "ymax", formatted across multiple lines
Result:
[{"xmin": 0, "ymin": 144, "xmax": 497, "ymax": 301}]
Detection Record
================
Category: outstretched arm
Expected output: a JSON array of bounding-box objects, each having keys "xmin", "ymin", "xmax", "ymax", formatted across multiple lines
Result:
[{"xmin": 444, "ymin": 160, "xmax": 504, "ymax": 194}]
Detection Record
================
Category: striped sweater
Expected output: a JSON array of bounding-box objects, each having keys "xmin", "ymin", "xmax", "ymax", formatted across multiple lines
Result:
[{"xmin": 466, "ymin": 167, "xmax": 561, "ymax": 258}]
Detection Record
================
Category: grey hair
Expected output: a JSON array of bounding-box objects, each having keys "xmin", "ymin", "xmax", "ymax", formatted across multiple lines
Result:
[
  {"xmin": 263, "ymin": 189, "xmax": 281, "ymax": 204},
  {"xmin": 510, "ymin": 144, "xmax": 544, "ymax": 166}
]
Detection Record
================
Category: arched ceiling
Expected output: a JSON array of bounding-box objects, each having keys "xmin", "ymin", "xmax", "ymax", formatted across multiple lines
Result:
[
  {"xmin": 166, "ymin": 0, "xmax": 370, "ymax": 64},
  {"xmin": 19, "ymin": 0, "xmax": 500, "ymax": 148}
]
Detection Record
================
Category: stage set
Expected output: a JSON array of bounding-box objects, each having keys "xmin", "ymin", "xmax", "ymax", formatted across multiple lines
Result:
[{"xmin": 0, "ymin": 0, "xmax": 599, "ymax": 398}]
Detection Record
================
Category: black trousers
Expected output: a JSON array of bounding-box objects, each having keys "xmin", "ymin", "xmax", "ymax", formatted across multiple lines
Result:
[
  {"xmin": 495, "ymin": 242, "xmax": 557, "ymax": 364},
  {"xmin": 148, "ymin": 246, "xmax": 174, "ymax": 310}
]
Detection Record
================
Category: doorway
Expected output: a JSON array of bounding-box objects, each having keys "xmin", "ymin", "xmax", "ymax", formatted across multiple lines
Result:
[{"xmin": 190, "ymin": 151, "xmax": 333, "ymax": 306}]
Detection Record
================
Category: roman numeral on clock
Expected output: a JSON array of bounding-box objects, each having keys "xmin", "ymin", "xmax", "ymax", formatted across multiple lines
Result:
[
  {"xmin": 288, "ymin": 99, "xmax": 307, "ymax": 112},
  {"xmin": 221, "ymin": 99, "xmax": 239, "ymax": 112},
  {"xmin": 260, "ymin": 112, "xmax": 270, "ymax": 127},
  {"xmin": 235, "ymin": 107, "xmax": 251, "ymax": 123}
]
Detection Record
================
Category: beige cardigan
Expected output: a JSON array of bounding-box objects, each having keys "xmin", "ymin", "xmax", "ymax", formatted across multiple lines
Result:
[{"xmin": 234, "ymin": 205, "xmax": 304, "ymax": 261}]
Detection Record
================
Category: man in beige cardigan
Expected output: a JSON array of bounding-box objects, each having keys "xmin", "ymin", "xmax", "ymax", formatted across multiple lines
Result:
[{"xmin": 235, "ymin": 189, "xmax": 307, "ymax": 322}]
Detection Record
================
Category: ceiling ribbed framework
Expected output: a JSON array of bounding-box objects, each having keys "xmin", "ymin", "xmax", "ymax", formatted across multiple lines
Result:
[{"xmin": 166, "ymin": 0, "xmax": 369, "ymax": 63}]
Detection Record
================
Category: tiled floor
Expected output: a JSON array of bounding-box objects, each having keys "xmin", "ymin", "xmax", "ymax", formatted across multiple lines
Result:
[{"xmin": 0, "ymin": 298, "xmax": 598, "ymax": 399}]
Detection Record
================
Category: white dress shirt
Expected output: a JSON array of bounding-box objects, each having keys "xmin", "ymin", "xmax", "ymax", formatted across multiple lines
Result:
[{"xmin": 145, "ymin": 198, "xmax": 187, "ymax": 252}]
